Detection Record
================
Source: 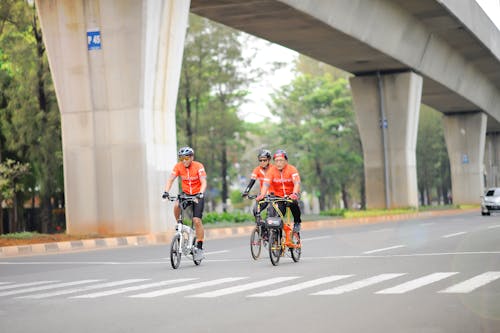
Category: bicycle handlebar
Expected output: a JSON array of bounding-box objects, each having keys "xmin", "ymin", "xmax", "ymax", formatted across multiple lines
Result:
[{"xmin": 165, "ymin": 193, "xmax": 200, "ymax": 203}]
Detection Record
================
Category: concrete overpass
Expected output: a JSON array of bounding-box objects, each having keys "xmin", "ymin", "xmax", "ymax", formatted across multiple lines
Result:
[{"xmin": 34, "ymin": 0, "xmax": 500, "ymax": 234}]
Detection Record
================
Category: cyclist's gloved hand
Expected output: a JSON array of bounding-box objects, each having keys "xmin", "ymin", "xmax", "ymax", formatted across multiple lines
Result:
[
  {"xmin": 162, "ymin": 191, "xmax": 169, "ymax": 199},
  {"xmin": 196, "ymin": 193, "xmax": 204, "ymax": 199},
  {"xmin": 289, "ymin": 193, "xmax": 299, "ymax": 201},
  {"xmin": 255, "ymin": 194, "xmax": 265, "ymax": 202},
  {"xmin": 241, "ymin": 191, "xmax": 248, "ymax": 198}
]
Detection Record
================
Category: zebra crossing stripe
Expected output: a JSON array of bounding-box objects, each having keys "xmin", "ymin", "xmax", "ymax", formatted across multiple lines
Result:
[
  {"xmin": 0, "ymin": 281, "xmax": 59, "ymax": 291},
  {"xmin": 189, "ymin": 277, "xmax": 300, "ymax": 298},
  {"xmin": 72, "ymin": 278, "xmax": 198, "ymax": 298},
  {"xmin": 129, "ymin": 277, "xmax": 247, "ymax": 298},
  {"xmin": 0, "ymin": 282, "xmax": 12, "ymax": 286},
  {"xmin": 439, "ymin": 271, "xmax": 500, "ymax": 293},
  {"xmin": 312, "ymin": 273, "xmax": 406, "ymax": 295},
  {"xmin": 249, "ymin": 275, "xmax": 352, "ymax": 297},
  {"xmin": 18, "ymin": 279, "xmax": 150, "ymax": 299},
  {"xmin": 376, "ymin": 272, "xmax": 458, "ymax": 294},
  {"xmin": 0, "ymin": 280, "xmax": 101, "ymax": 297}
]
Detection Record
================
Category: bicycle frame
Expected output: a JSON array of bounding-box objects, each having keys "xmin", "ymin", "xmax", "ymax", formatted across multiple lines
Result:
[
  {"xmin": 166, "ymin": 193, "xmax": 201, "ymax": 268},
  {"xmin": 257, "ymin": 195, "xmax": 301, "ymax": 265}
]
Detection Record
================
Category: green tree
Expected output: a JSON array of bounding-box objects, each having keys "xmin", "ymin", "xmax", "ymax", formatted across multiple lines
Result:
[
  {"xmin": 416, "ymin": 106, "xmax": 451, "ymax": 205},
  {"xmin": 0, "ymin": 0, "xmax": 62, "ymax": 233},
  {"xmin": 176, "ymin": 14, "xmax": 254, "ymax": 211},
  {"xmin": 269, "ymin": 73, "xmax": 362, "ymax": 210},
  {"xmin": 0, "ymin": 158, "xmax": 29, "ymax": 232}
]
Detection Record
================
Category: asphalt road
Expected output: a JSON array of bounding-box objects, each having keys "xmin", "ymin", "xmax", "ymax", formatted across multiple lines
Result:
[{"xmin": 1, "ymin": 212, "xmax": 499, "ymax": 333}]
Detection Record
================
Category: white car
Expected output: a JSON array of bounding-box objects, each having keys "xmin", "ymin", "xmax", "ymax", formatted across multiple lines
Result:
[{"xmin": 481, "ymin": 188, "xmax": 500, "ymax": 216}]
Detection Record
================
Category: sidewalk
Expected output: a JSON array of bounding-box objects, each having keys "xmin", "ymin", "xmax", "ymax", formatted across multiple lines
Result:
[{"xmin": 0, "ymin": 208, "xmax": 476, "ymax": 257}]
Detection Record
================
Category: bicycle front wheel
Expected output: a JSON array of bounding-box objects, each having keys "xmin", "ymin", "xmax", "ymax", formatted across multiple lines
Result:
[
  {"xmin": 170, "ymin": 234, "xmax": 182, "ymax": 269},
  {"xmin": 290, "ymin": 232, "xmax": 301, "ymax": 262},
  {"xmin": 268, "ymin": 229, "xmax": 282, "ymax": 266},
  {"xmin": 250, "ymin": 226, "xmax": 262, "ymax": 260}
]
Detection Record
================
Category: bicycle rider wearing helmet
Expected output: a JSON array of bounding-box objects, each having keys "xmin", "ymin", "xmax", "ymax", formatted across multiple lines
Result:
[
  {"xmin": 242, "ymin": 149, "xmax": 276, "ymax": 217},
  {"xmin": 163, "ymin": 146, "xmax": 207, "ymax": 260},
  {"xmin": 256, "ymin": 149, "xmax": 302, "ymax": 233}
]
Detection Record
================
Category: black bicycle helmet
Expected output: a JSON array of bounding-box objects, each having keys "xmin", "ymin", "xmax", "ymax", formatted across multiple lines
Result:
[
  {"xmin": 273, "ymin": 149, "xmax": 288, "ymax": 160},
  {"xmin": 178, "ymin": 146, "xmax": 194, "ymax": 157},
  {"xmin": 257, "ymin": 149, "xmax": 271, "ymax": 160}
]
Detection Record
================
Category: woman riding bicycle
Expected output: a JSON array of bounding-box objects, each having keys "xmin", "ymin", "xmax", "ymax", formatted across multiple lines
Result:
[
  {"xmin": 163, "ymin": 146, "xmax": 207, "ymax": 261},
  {"xmin": 256, "ymin": 149, "xmax": 302, "ymax": 233}
]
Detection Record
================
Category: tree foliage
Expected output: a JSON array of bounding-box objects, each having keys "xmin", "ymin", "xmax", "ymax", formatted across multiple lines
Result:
[
  {"xmin": 176, "ymin": 14, "xmax": 253, "ymax": 211},
  {"xmin": 0, "ymin": 0, "xmax": 62, "ymax": 233},
  {"xmin": 268, "ymin": 72, "xmax": 363, "ymax": 210}
]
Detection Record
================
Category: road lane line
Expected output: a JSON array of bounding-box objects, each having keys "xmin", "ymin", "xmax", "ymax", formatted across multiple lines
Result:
[
  {"xmin": 376, "ymin": 272, "xmax": 458, "ymax": 294},
  {"xmin": 0, "ymin": 281, "xmax": 58, "ymax": 291},
  {"xmin": 487, "ymin": 225, "xmax": 500, "ymax": 229},
  {"xmin": 301, "ymin": 236, "xmax": 332, "ymax": 242},
  {"xmin": 130, "ymin": 277, "xmax": 246, "ymax": 298},
  {"xmin": 442, "ymin": 232, "xmax": 466, "ymax": 238},
  {"xmin": 189, "ymin": 277, "xmax": 300, "ymax": 298},
  {"xmin": 72, "ymin": 278, "xmax": 198, "ymax": 298},
  {"xmin": 0, "ymin": 280, "xmax": 101, "ymax": 297},
  {"xmin": 312, "ymin": 273, "xmax": 406, "ymax": 295},
  {"xmin": 249, "ymin": 275, "xmax": 352, "ymax": 297},
  {"xmin": 363, "ymin": 245, "xmax": 405, "ymax": 254},
  {"xmin": 18, "ymin": 279, "xmax": 150, "ymax": 299},
  {"xmin": 439, "ymin": 271, "xmax": 500, "ymax": 293}
]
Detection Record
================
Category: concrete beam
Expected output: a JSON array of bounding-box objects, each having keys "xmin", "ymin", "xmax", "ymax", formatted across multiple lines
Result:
[
  {"xmin": 350, "ymin": 72, "xmax": 422, "ymax": 209},
  {"xmin": 35, "ymin": 0, "xmax": 190, "ymax": 234},
  {"xmin": 443, "ymin": 112, "xmax": 487, "ymax": 204}
]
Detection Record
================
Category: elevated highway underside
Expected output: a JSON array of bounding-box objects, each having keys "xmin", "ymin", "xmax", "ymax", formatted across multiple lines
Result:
[{"xmin": 190, "ymin": 0, "xmax": 500, "ymax": 131}]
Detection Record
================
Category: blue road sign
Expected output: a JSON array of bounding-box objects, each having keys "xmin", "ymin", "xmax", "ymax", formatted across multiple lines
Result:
[{"xmin": 87, "ymin": 29, "xmax": 101, "ymax": 50}]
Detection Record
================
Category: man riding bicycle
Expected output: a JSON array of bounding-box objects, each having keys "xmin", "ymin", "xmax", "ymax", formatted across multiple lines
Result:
[
  {"xmin": 242, "ymin": 149, "xmax": 276, "ymax": 217},
  {"xmin": 256, "ymin": 149, "xmax": 302, "ymax": 233},
  {"xmin": 163, "ymin": 146, "xmax": 207, "ymax": 260}
]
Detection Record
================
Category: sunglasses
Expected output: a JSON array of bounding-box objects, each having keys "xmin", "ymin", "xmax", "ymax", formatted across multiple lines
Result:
[
  {"xmin": 179, "ymin": 156, "xmax": 191, "ymax": 161},
  {"xmin": 259, "ymin": 159, "xmax": 269, "ymax": 162}
]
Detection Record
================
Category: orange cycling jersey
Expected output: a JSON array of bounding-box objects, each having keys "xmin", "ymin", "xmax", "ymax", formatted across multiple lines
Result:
[
  {"xmin": 264, "ymin": 164, "xmax": 300, "ymax": 197},
  {"xmin": 251, "ymin": 164, "xmax": 276, "ymax": 192},
  {"xmin": 171, "ymin": 161, "xmax": 207, "ymax": 195}
]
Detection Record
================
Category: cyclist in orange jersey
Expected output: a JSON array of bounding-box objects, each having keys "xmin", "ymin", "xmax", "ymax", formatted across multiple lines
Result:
[
  {"xmin": 242, "ymin": 149, "xmax": 276, "ymax": 217},
  {"xmin": 163, "ymin": 146, "xmax": 207, "ymax": 260},
  {"xmin": 256, "ymin": 149, "xmax": 302, "ymax": 233}
]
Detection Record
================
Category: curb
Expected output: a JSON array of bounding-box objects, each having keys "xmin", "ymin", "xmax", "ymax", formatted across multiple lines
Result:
[{"xmin": 0, "ymin": 208, "xmax": 477, "ymax": 257}]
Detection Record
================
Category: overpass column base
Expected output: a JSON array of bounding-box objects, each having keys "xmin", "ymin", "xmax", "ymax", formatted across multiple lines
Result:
[
  {"xmin": 350, "ymin": 72, "xmax": 422, "ymax": 209},
  {"xmin": 485, "ymin": 132, "xmax": 500, "ymax": 188},
  {"xmin": 443, "ymin": 113, "xmax": 486, "ymax": 204}
]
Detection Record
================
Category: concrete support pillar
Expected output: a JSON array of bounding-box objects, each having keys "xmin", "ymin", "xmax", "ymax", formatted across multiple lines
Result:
[
  {"xmin": 484, "ymin": 132, "xmax": 500, "ymax": 188},
  {"xmin": 35, "ymin": 0, "xmax": 190, "ymax": 234},
  {"xmin": 350, "ymin": 72, "xmax": 422, "ymax": 209},
  {"xmin": 443, "ymin": 112, "xmax": 486, "ymax": 204}
]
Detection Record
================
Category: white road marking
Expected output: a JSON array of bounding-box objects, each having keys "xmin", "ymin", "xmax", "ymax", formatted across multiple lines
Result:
[
  {"xmin": 18, "ymin": 279, "xmax": 150, "ymax": 299},
  {"xmin": 189, "ymin": 277, "xmax": 300, "ymax": 298},
  {"xmin": 204, "ymin": 250, "xmax": 230, "ymax": 255},
  {"xmin": 442, "ymin": 232, "xmax": 466, "ymax": 238},
  {"xmin": 363, "ymin": 245, "xmax": 405, "ymax": 254},
  {"xmin": 301, "ymin": 236, "xmax": 332, "ymax": 242},
  {"xmin": 312, "ymin": 273, "xmax": 406, "ymax": 295},
  {"xmin": 439, "ymin": 271, "xmax": 500, "ymax": 293},
  {"xmin": 249, "ymin": 275, "xmax": 352, "ymax": 297},
  {"xmin": 487, "ymin": 225, "xmax": 500, "ymax": 229},
  {"xmin": 420, "ymin": 223, "xmax": 435, "ymax": 226},
  {"xmin": 376, "ymin": 272, "xmax": 458, "ymax": 294},
  {"xmin": 72, "ymin": 278, "xmax": 198, "ymax": 298},
  {"xmin": 0, "ymin": 281, "xmax": 58, "ymax": 291},
  {"xmin": 0, "ymin": 280, "xmax": 101, "ymax": 297},
  {"xmin": 130, "ymin": 277, "xmax": 246, "ymax": 298}
]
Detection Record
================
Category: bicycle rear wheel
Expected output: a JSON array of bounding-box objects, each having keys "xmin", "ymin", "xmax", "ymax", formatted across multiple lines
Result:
[
  {"xmin": 290, "ymin": 232, "xmax": 301, "ymax": 262},
  {"xmin": 170, "ymin": 234, "xmax": 182, "ymax": 269},
  {"xmin": 250, "ymin": 226, "xmax": 262, "ymax": 260},
  {"xmin": 268, "ymin": 229, "xmax": 282, "ymax": 266}
]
